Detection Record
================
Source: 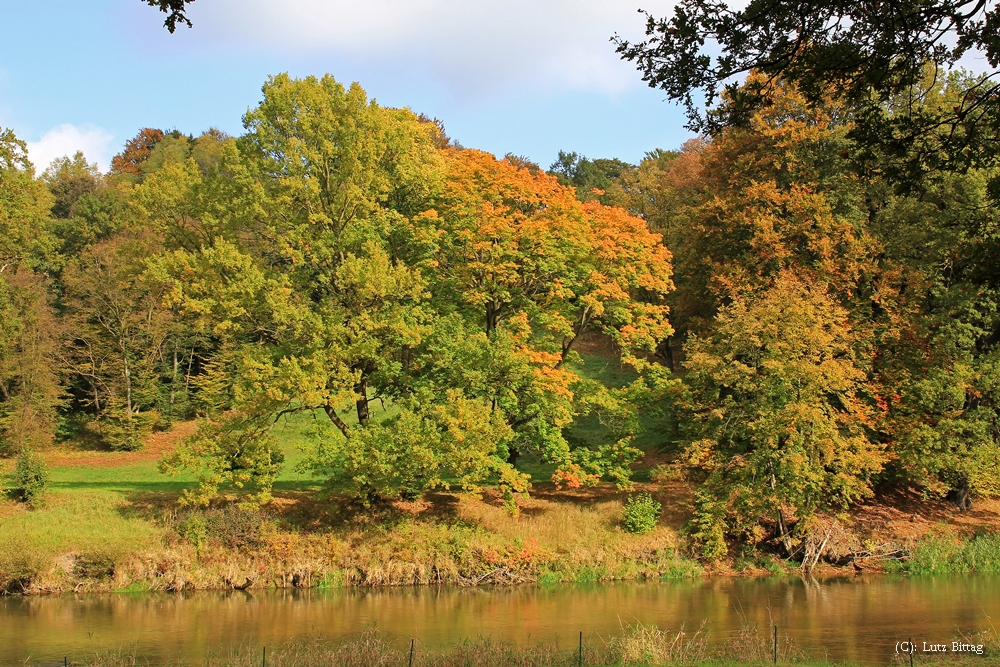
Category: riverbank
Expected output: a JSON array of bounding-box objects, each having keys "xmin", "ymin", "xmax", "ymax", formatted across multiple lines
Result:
[
  {"xmin": 0, "ymin": 481, "xmax": 701, "ymax": 595},
  {"xmin": 4, "ymin": 420, "xmax": 1000, "ymax": 595}
]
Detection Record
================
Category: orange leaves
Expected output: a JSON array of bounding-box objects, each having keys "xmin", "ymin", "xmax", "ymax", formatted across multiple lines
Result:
[
  {"xmin": 423, "ymin": 148, "xmax": 674, "ymax": 363},
  {"xmin": 551, "ymin": 463, "xmax": 600, "ymax": 490},
  {"xmin": 110, "ymin": 128, "xmax": 164, "ymax": 176}
]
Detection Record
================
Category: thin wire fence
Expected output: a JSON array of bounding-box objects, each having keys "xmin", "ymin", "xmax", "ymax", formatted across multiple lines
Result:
[{"xmin": 19, "ymin": 623, "xmax": 996, "ymax": 667}]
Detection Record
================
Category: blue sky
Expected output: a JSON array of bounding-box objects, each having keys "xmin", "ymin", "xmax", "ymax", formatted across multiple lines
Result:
[{"xmin": 2, "ymin": 0, "xmax": 695, "ymax": 174}]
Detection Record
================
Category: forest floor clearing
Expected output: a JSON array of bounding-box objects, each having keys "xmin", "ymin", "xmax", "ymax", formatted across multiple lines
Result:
[{"xmin": 2, "ymin": 420, "xmax": 1000, "ymax": 594}]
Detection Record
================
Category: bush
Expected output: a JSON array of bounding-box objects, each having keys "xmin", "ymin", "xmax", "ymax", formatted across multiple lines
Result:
[
  {"xmin": 177, "ymin": 513, "xmax": 209, "ymax": 551},
  {"xmin": 622, "ymin": 493, "xmax": 661, "ymax": 534},
  {"xmin": 100, "ymin": 409, "xmax": 157, "ymax": 451},
  {"xmin": 9, "ymin": 448, "xmax": 49, "ymax": 507},
  {"xmin": 891, "ymin": 532, "xmax": 1000, "ymax": 575}
]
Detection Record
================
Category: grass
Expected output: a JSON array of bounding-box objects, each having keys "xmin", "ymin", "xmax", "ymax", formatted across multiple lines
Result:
[
  {"xmin": 1, "ymin": 350, "xmax": 667, "ymax": 497},
  {"xmin": 0, "ymin": 349, "xmax": 703, "ymax": 594},
  {"xmin": 0, "ymin": 489, "xmax": 163, "ymax": 593},
  {"xmin": 886, "ymin": 532, "xmax": 1000, "ymax": 575},
  {"xmin": 564, "ymin": 354, "xmax": 677, "ymax": 455},
  {"xmin": 72, "ymin": 623, "xmax": 1000, "ymax": 667}
]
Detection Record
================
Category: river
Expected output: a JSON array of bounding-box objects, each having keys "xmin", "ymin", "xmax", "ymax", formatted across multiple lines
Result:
[{"xmin": 2, "ymin": 576, "xmax": 997, "ymax": 665}]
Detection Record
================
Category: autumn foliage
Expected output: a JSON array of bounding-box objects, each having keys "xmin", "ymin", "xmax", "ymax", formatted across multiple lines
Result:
[{"xmin": 3, "ymin": 68, "xmax": 1000, "ymax": 560}]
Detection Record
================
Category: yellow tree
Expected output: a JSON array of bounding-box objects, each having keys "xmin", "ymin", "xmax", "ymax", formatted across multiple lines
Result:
[
  {"xmin": 0, "ymin": 128, "xmax": 62, "ymax": 456},
  {"xmin": 683, "ymin": 272, "xmax": 884, "ymax": 557}
]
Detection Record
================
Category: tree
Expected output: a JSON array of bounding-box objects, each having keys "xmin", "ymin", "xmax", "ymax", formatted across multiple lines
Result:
[
  {"xmin": 110, "ymin": 128, "xmax": 164, "ymax": 178},
  {"xmin": 682, "ymin": 273, "xmax": 884, "ymax": 557},
  {"xmin": 0, "ymin": 129, "xmax": 62, "ymax": 457},
  {"xmin": 143, "ymin": 0, "xmax": 194, "ymax": 32},
  {"xmin": 0, "ymin": 128, "xmax": 57, "ymax": 272},
  {"xmin": 614, "ymin": 0, "xmax": 1000, "ymax": 186},
  {"xmin": 868, "ymin": 160, "xmax": 1000, "ymax": 506},
  {"xmin": 155, "ymin": 74, "xmax": 446, "ymax": 503},
  {"xmin": 0, "ymin": 269, "xmax": 63, "ymax": 456},
  {"xmin": 62, "ymin": 233, "xmax": 173, "ymax": 450},
  {"xmin": 41, "ymin": 152, "xmax": 101, "ymax": 220},
  {"xmin": 412, "ymin": 148, "xmax": 673, "ymax": 478},
  {"xmin": 616, "ymin": 81, "xmax": 873, "ymax": 366},
  {"xmin": 548, "ymin": 151, "xmax": 633, "ymax": 204},
  {"xmin": 614, "ymin": 0, "xmax": 1000, "ymax": 128}
]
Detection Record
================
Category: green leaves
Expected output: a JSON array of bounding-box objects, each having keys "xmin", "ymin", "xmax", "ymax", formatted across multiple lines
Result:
[{"xmin": 308, "ymin": 389, "xmax": 523, "ymax": 501}]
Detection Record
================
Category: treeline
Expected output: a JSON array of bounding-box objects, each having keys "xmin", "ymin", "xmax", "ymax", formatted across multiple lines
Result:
[{"xmin": 2, "ymin": 70, "xmax": 1000, "ymax": 557}]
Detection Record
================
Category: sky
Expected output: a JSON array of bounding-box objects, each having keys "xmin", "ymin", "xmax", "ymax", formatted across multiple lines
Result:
[{"xmin": 2, "ymin": 0, "xmax": 695, "ymax": 174}]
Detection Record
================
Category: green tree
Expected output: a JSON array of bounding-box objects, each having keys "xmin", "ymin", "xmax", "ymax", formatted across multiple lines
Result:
[
  {"xmin": 41, "ymin": 152, "xmax": 101, "ymax": 220},
  {"xmin": 870, "ymin": 161, "xmax": 1000, "ymax": 506},
  {"xmin": 8, "ymin": 447, "xmax": 49, "ymax": 507},
  {"xmin": 62, "ymin": 232, "xmax": 172, "ymax": 450},
  {"xmin": 0, "ymin": 128, "xmax": 57, "ymax": 271},
  {"xmin": 155, "ymin": 74, "xmax": 446, "ymax": 503},
  {"xmin": 0, "ymin": 128, "xmax": 62, "ymax": 456},
  {"xmin": 548, "ymin": 151, "xmax": 633, "ymax": 204}
]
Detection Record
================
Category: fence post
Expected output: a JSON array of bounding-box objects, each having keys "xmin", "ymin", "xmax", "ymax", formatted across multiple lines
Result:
[
  {"xmin": 409, "ymin": 637, "xmax": 415, "ymax": 667},
  {"xmin": 773, "ymin": 625, "xmax": 778, "ymax": 665},
  {"xmin": 909, "ymin": 637, "xmax": 914, "ymax": 667},
  {"xmin": 262, "ymin": 645, "xmax": 266, "ymax": 667},
  {"xmin": 579, "ymin": 631, "xmax": 583, "ymax": 667}
]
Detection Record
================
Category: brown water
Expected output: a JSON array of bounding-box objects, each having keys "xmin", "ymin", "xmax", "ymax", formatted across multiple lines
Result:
[{"xmin": 2, "ymin": 576, "xmax": 998, "ymax": 665}]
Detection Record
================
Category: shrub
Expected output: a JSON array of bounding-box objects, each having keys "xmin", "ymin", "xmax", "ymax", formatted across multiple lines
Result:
[
  {"xmin": 622, "ymin": 493, "xmax": 661, "ymax": 534},
  {"xmin": 177, "ymin": 513, "xmax": 209, "ymax": 551},
  {"xmin": 205, "ymin": 505, "xmax": 268, "ymax": 549},
  {"xmin": 9, "ymin": 447, "xmax": 49, "ymax": 507},
  {"xmin": 100, "ymin": 409, "xmax": 157, "ymax": 451},
  {"xmin": 74, "ymin": 551, "xmax": 117, "ymax": 579}
]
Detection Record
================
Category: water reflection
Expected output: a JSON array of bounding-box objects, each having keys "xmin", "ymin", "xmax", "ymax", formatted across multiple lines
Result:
[{"xmin": 2, "ymin": 576, "xmax": 997, "ymax": 665}]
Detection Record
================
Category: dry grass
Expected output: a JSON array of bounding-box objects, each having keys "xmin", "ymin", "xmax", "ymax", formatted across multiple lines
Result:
[
  {"xmin": 40, "ymin": 421, "xmax": 198, "ymax": 469},
  {"xmin": 608, "ymin": 622, "xmax": 711, "ymax": 665},
  {"xmin": 78, "ymin": 623, "xmax": 824, "ymax": 667}
]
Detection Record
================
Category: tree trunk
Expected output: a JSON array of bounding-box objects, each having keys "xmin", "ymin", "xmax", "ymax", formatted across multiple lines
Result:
[
  {"xmin": 947, "ymin": 474, "xmax": 973, "ymax": 511},
  {"xmin": 657, "ymin": 336, "xmax": 675, "ymax": 372},
  {"xmin": 776, "ymin": 508, "xmax": 793, "ymax": 556},
  {"xmin": 355, "ymin": 377, "xmax": 370, "ymax": 426},
  {"xmin": 170, "ymin": 346, "xmax": 179, "ymax": 415},
  {"xmin": 485, "ymin": 300, "xmax": 501, "ymax": 335},
  {"xmin": 324, "ymin": 405, "xmax": 350, "ymax": 437},
  {"xmin": 507, "ymin": 446, "xmax": 519, "ymax": 468},
  {"xmin": 185, "ymin": 347, "xmax": 195, "ymax": 395},
  {"xmin": 123, "ymin": 355, "xmax": 133, "ymax": 418}
]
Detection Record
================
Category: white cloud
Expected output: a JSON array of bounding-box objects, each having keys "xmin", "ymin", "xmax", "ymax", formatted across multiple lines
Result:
[
  {"xmin": 192, "ymin": 0, "xmax": 671, "ymax": 99},
  {"xmin": 27, "ymin": 124, "xmax": 115, "ymax": 174}
]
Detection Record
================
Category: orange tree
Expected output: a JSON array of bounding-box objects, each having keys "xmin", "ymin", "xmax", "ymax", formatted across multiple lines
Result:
[
  {"xmin": 405, "ymin": 148, "xmax": 674, "ymax": 489},
  {"xmin": 620, "ymin": 81, "xmax": 892, "ymax": 555}
]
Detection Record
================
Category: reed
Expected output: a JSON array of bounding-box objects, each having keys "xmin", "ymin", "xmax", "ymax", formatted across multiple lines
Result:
[
  {"xmin": 76, "ymin": 623, "xmax": 823, "ymax": 667},
  {"xmin": 889, "ymin": 532, "xmax": 1000, "ymax": 575}
]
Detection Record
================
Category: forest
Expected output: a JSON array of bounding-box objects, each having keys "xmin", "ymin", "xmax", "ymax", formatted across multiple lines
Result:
[{"xmin": 3, "ymin": 63, "xmax": 1000, "ymax": 564}]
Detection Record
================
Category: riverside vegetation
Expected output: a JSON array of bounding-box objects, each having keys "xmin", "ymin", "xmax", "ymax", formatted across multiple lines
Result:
[
  {"xmin": 53, "ymin": 624, "xmax": 1000, "ymax": 667},
  {"xmin": 8, "ymin": 0, "xmax": 1000, "ymax": 595}
]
